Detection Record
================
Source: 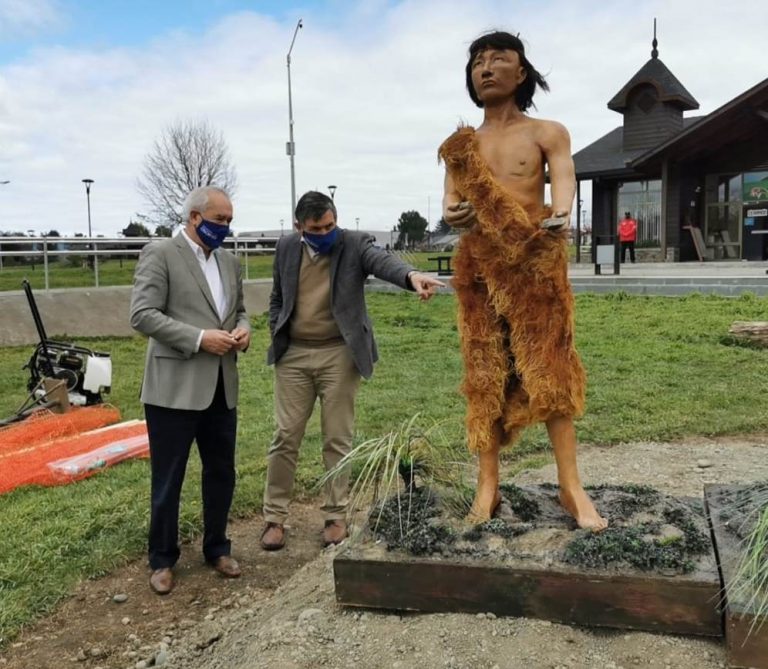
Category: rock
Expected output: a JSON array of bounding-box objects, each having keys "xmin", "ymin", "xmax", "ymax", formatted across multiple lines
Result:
[
  {"xmin": 89, "ymin": 647, "xmax": 105, "ymax": 658},
  {"xmin": 135, "ymin": 662, "xmax": 147, "ymax": 669},
  {"xmin": 121, "ymin": 617, "xmax": 131, "ymax": 625},
  {"xmin": 193, "ymin": 622, "xmax": 223, "ymax": 650},
  {"xmin": 155, "ymin": 648, "xmax": 168, "ymax": 666},
  {"xmin": 697, "ymin": 459, "xmax": 713, "ymax": 469},
  {"xmin": 298, "ymin": 608, "xmax": 324, "ymax": 624},
  {"xmin": 75, "ymin": 649, "xmax": 87, "ymax": 662},
  {"xmin": 112, "ymin": 593, "xmax": 128, "ymax": 603}
]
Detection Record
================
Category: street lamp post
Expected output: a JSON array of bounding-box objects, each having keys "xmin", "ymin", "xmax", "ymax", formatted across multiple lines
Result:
[
  {"xmin": 355, "ymin": 217, "xmax": 359, "ymax": 232},
  {"xmin": 82, "ymin": 179, "xmax": 95, "ymax": 279},
  {"xmin": 280, "ymin": 219, "xmax": 285, "ymax": 237},
  {"xmin": 286, "ymin": 19, "xmax": 303, "ymax": 226},
  {"xmin": 328, "ymin": 185, "xmax": 337, "ymax": 200},
  {"xmin": 0, "ymin": 182, "xmax": 7, "ymax": 269},
  {"xmin": 82, "ymin": 179, "xmax": 94, "ymax": 238},
  {"xmin": 576, "ymin": 198, "xmax": 583, "ymax": 263}
]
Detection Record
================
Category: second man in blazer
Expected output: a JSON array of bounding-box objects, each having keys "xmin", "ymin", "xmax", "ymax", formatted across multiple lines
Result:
[{"xmin": 261, "ymin": 190, "xmax": 444, "ymax": 549}]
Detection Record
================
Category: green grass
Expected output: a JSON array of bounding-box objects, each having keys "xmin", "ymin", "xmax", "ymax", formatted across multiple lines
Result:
[
  {"xmin": 1, "ymin": 291, "xmax": 767, "ymax": 642},
  {"xmin": 0, "ymin": 252, "xmax": 451, "ymax": 291}
]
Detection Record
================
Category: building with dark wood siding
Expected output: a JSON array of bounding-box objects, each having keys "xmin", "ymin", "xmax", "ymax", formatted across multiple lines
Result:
[{"xmin": 573, "ymin": 29, "xmax": 768, "ymax": 262}]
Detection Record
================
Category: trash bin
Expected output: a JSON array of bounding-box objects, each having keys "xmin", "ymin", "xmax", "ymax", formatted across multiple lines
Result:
[{"xmin": 593, "ymin": 235, "xmax": 620, "ymax": 275}]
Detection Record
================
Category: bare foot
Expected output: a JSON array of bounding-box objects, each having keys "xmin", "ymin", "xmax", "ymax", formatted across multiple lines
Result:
[
  {"xmin": 466, "ymin": 488, "xmax": 502, "ymax": 524},
  {"xmin": 559, "ymin": 486, "xmax": 608, "ymax": 531}
]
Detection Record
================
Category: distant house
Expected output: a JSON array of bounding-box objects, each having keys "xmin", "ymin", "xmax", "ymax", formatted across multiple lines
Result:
[{"xmin": 573, "ymin": 30, "xmax": 768, "ymax": 261}]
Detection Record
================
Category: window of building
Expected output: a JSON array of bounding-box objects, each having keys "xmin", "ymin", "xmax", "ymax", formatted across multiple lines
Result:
[{"xmin": 617, "ymin": 180, "xmax": 662, "ymax": 244}]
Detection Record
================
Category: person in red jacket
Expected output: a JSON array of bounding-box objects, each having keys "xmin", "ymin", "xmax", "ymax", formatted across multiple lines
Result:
[{"xmin": 618, "ymin": 211, "xmax": 637, "ymax": 263}]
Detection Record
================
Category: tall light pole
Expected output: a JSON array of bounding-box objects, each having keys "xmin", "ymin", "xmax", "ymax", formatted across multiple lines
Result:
[
  {"xmin": 280, "ymin": 218, "xmax": 284, "ymax": 237},
  {"xmin": 355, "ymin": 217, "xmax": 359, "ymax": 232},
  {"xmin": 286, "ymin": 18, "xmax": 303, "ymax": 225},
  {"xmin": 328, "ymin": 184, "xmax": 337, "ymax": 200},
  {"xmin": 82, "ymin": 179, "xmax": 94, "ymax": 237},
  {"xmin": 0, "ymin": 182, "xmax": 7, "ymax": 269}
]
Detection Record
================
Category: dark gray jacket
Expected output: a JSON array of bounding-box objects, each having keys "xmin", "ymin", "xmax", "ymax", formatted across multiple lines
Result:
[{"xmin": 267, "ymin": 230, "xmax": 414, "ymax": 378}]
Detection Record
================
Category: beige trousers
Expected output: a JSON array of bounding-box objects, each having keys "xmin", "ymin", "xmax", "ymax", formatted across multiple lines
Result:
[{"xmin": 263, "ymin": 343, "xmax": 361, "ymax": 524}]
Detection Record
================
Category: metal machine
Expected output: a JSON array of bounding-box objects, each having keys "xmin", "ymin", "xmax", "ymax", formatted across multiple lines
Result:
[{"xmin": 22, "ymin": 279, "xmax": 112, "ymax": 406}]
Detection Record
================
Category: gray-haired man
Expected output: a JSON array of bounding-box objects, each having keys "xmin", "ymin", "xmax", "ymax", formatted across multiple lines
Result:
[
  {"xmin": 261, "ymin": 190, "xmax": 444, "ymax": 550},
  {"xmin": 130, "ymin": 186, "xmax": 250, "ymax": 594}
]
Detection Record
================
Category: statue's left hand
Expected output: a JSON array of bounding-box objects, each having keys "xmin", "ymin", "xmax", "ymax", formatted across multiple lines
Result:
[{"xmin": 540, "ymin": 212, "xmax": 571, "ymax": 236}]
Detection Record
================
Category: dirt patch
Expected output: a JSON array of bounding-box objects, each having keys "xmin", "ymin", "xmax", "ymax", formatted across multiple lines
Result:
[
  {"xmin": 3, "ymin": 435, "xmax": 768, "ymax": 669},
  {"xmin": 0, "ymin": 503, "xmax": 325, "ymax": 669}
]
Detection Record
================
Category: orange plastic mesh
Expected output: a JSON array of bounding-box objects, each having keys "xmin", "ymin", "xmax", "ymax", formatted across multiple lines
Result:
[
  {"xmin": 0, "ymin": 407, "xmax": 149, "ymax": 494},
  {"xmin": 0, "ymin": 405, "xmax": 122, "ymax": 455}
]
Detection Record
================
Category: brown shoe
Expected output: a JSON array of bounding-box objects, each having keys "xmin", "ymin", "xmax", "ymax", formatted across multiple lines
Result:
[
  {"xmin": 210, "ymin": 555, "xmax": 241, "ymax": 578},
  {"xmin": 260, "ymin": 522, "xmax": 285, "ymax": 551},
  {"xmin": 322, "ymin": 519, "xmax": 348, "ymax": 547},
  {"xmin": 149, "ymin": 568, "xmax": 174, "ymax": 595}
]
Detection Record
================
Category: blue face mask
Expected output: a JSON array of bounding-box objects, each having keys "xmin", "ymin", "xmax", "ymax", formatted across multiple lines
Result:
[
  {"xmin": 196, "ymin": 218, "xmax": 230, "ymax": 250},
  {"xmin": 304, "ymin": 227, "xmax": 339, "ymax": 255}
]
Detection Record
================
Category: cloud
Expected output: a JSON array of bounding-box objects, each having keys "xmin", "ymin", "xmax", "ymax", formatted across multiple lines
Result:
[
  {"xmin": 0, "ymin": 0, "xmax": 62, "ymax": 38},
  {"xmin": 0, "ymin": 0, "xmax": 765, "ymax": 237}
]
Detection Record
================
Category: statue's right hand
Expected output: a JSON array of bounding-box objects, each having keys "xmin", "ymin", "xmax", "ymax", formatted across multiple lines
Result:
[
  {"xmin": 445, "ymin": 201, "xmax": 477, "ymax": 229},
  {"xmin": 200, "ymin": 329, "xmax": 236, "ymax": 356}
]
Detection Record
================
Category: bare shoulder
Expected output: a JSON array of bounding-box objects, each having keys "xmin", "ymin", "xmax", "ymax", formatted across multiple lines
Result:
[{"xmin": 533, "ymin": 118, "xmax": 571, "ymax": 146}]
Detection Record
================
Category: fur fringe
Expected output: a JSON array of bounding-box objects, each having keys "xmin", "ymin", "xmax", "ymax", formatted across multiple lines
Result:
[{"xmin": 439, "ymin": 127, "xmax": 586, "ymax": 453}]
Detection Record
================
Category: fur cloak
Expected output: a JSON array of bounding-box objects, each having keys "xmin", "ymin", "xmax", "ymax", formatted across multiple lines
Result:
[{"xmin": 439, "ymin": 126, "xmax": 586, "ymax": 453}]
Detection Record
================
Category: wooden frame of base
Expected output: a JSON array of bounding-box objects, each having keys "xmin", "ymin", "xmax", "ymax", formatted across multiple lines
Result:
[{"xmin": 334, "ymin": 542, "xmax": 722, "ymax": 636}]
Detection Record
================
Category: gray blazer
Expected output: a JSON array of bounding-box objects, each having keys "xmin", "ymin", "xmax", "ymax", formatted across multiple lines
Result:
[
  {"xmin": 130, "ymin": 234, "xmax": 250, "ymax": 410},
  {"xmin": 267, "ymin": 230, "xmax": 414, "ymax": 379}
]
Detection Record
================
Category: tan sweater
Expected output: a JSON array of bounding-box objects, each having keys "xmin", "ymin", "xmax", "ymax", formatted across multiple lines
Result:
[{"xmin": 289, "ymin": 245, "xmax": 343, "ymax": 345}]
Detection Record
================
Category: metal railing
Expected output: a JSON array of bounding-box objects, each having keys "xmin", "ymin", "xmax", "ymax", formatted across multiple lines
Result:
[{"xmin": 0, "ymin": 235, "xmax": 278, "ymax": 290}]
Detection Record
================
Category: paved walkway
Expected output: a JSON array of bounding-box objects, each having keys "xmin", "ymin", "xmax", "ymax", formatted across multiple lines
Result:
[
  {"xmin": 569, "ymin": 260, "xmax": 768, "ymax": 279},
  {"xmin": 370, "ymin": 261, "xmax": 768, "ymax": 296},
  {"xmin": 568, "ymin": 260, "xmax": 768, "ymax": 295}
]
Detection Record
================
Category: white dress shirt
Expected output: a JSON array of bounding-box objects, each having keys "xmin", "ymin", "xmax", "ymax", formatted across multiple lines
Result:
[{"xmin": 180, "ymin": 229, "xmax": 228, "ymax": 351}]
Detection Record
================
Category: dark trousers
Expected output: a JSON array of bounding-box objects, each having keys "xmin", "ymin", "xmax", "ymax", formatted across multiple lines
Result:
[
  {"xmin": 144, "ymin": 372, "xmax": 237, "ymax": 569},
  {"xmin": 621, "ymin": 241, "xmax": 636, "ymax": 263}
]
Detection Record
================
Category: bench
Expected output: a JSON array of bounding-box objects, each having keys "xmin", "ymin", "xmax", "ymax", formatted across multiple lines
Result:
[{"xmin": 428, "ymin": 255, "xmax": 453, "ymax": 276}]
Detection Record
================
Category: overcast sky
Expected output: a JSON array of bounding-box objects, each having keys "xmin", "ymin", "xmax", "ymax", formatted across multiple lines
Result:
[{"xmin": 0, "ymin": 0, "xmax": 766, "ymax": 237}]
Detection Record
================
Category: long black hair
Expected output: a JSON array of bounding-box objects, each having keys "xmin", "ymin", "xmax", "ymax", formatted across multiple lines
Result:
[{"xmin": 465, "ymin": 31, "xmax": 549, "ymax": 112}]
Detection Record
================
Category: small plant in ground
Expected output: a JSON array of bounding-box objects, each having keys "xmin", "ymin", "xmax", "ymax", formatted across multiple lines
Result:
[
  {"xmin": 723, "ymin": 482, "xmax": 768, "ymax": 635},
  {"xmin": 319, "ymin": 413, "xmax": 473, "ymax": 540},
  {"xmin": 563, "ymin": 498, "xmax": 709, "ymax": 574},
  {"xmin": 370, "ymin": 487, "xmax": 456, "ymax": 555},
  {"xmin": 462, "ymin": 517, "xmax": 529, "ymax": 541}
]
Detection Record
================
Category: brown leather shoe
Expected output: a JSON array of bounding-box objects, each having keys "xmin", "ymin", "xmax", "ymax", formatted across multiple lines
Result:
[
  {"xmin": 149, "ymin": 568, "xmax": 174, "ymax": 595},
  {"xmin": 260, "ymin": 522, "xmax": 285, "ymax": 551},
  {"xmin": 210, "ymin": 555, "xmax": 241, "ymax": 578},
  {"xmin": 322, "ymin": 519, "xmax": 348, "ymax": 547}
]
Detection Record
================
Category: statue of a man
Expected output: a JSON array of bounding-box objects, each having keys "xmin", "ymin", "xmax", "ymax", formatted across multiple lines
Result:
[{"xmin": 439, "ymin": 31, "xmax": 607, "ymax": 530}]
